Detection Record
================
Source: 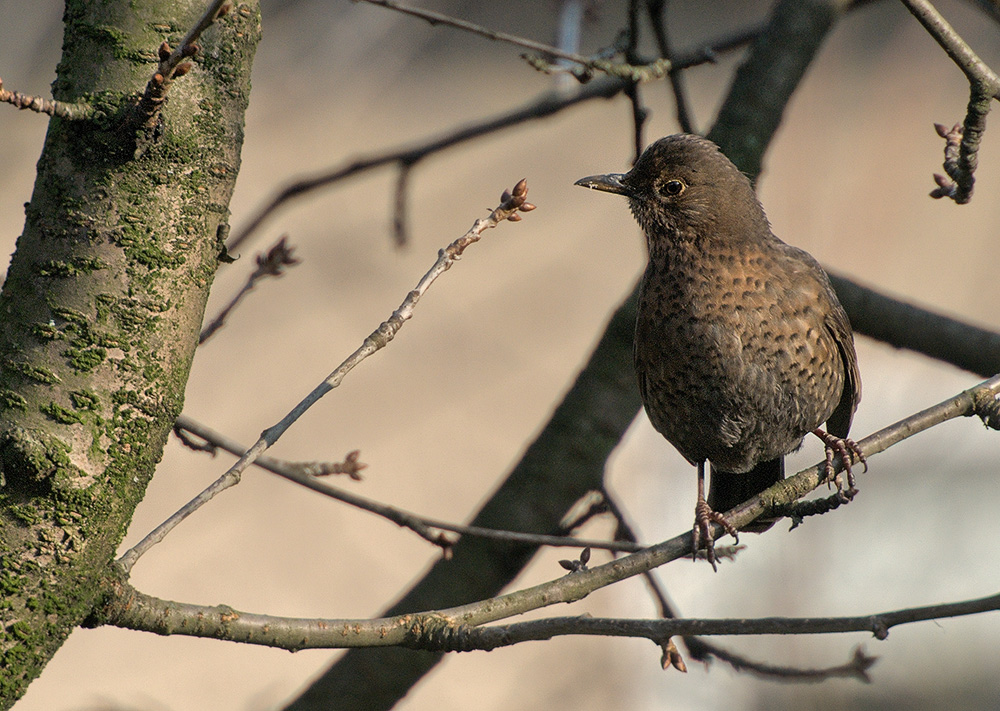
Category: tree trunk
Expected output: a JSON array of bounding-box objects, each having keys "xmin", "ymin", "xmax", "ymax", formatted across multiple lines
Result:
[{"xmin": 0, "ymin": 1, "xmax": 260, "ymax": 706}]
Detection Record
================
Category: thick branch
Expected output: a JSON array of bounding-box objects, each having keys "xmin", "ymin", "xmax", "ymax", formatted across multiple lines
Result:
[
  {"xmin": 102, "ymin": 377, "xmax": 1000, "ymax": 650},
  {"xmin": 97, "ymin": 578, "xmax": 999, "ymax": 654}
]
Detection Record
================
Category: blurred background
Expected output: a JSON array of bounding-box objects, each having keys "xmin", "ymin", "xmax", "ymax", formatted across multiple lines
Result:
[{"xmin": 2, "ymin": 1, "xmax": 999, "ymax": 709}]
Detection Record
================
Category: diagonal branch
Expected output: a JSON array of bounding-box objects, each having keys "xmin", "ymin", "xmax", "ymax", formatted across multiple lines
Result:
[
  {"xmin": 115, "ymin": 181, "xmax": 535, "ymax": 574},
  {"xmin": 172, "ymin": 414, "xmax": 645, "ymax": 553}
]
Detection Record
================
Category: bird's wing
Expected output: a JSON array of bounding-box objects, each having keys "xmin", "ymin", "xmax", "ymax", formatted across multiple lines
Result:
[
  {"xmin": 823, "ymin": 292, "xmax": 861, "ymax": 438},
  {"xmin": 774, "ymin": 242, "xmax": 861, "ymax": 438}
]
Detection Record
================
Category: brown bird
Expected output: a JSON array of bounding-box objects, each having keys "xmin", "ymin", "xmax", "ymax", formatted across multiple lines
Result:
[{"xmin": 576, "ymin": 134, "xmax": 864, "ymax": 569}]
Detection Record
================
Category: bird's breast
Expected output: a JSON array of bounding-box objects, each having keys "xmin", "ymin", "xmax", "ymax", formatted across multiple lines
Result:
[{"xmin": 634, "ymin": 242, "xmax": 844, "ymax": 470}]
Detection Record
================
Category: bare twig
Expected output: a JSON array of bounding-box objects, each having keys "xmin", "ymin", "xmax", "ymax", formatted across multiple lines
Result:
[
  {"xmin": 133, "ymin": 0, "xmax": 233, "ymax": 126},
  {"xmin": 355, "ymin": 0, "xmax": 595, "ymax": 66},
  {"xmin": 225, "ymin": 25, "xmax": 760, "ymax": 252},
  {"xmin": 172, "ymin": 414, "xmax": 644, "ymax": 553},
  {"xmin": 115, "ymin": 181, "xmax": 535, "ymax": 574},
  {"xmin": 646, "ymin": 0, "xmax": 696, "ymax": 133},
  {"xmin": 200, "ymin": 236, "xmax": 299, "ymax": 342},
  {"xmin": 356, "ymin": 0, "xmax": 674, "ymax": 81},
  {"xmin": 0, "ymin": 77, "xmax": 94, "ymax": 120},
  {"xmin": 899, "ymin": 0, "xmax": 1000, "ymax": 203},
  {"xmin": 199, "ymin": 236, "xmax": 300, "ymax": 344}
]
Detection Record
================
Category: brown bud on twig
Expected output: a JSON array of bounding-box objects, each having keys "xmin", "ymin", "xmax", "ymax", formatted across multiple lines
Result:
[
  {"xmin": 506, "ymin": 213, "xmax": 522, "ymax": 222},
  {"xmin": 311, "ymin": 449, "xmax": 367, "ymax": 480},
  {"xmin": 218, "ymin": 2, "xmax": 233, "ymax": 17},
  {"xmin": 253, "ymin": 235, "xmax": 300, "ymax": 278},
  {"xmin": 158, "ymin": 42, "xmax": 172, "ymax": 61},
  {"xmin": 500, "ymin": 189, "xmax": 512, "ymax": 203},
  {"xmin": 512, "ymin": 178, "xmax": 528, "ymax": 198},
  {"xmin": 558, "ymin": 546, "xmax": 591, "ymax": 572},
  {"xmin": 173, "ymin": 62, "xmax": 194, "ymax": 78},
  {"xmin": 519, "ymin": 202, "xmax": 536, "ymax": 212},
  {"xmin": 183, "ymin": 43, "xmax": 200, "ymax": 57},
  {"xmin": 660, "ymin": 638, "xmax": 688, "ymax": 672}
]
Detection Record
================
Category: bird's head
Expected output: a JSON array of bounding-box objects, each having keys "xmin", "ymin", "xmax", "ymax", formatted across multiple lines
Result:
[{"xmin": 575, "ymin": 134, "xmax": 769, "ymax": 246}]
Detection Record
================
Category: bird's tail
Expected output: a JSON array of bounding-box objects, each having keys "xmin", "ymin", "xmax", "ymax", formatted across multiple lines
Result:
[{"xmin": 708, "ymin": 457, "xmax": 784, "ymax": 533}]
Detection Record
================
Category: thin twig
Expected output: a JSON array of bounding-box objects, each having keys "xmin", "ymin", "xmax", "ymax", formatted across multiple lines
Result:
[
  {"xmin": 199, "ymin": 236, "xmax": 300, "ymax": 344},
  {"xmin": 115, "ymin": 181, "xmax": 535, "ymax": 574},
  {"xmin": 172, "ymin": 414, "xmax": 644, "ymax": 553},
  {"xmin": 356, "ymin": 0, "xmax": 672, "ymax": 80},
  {"xmin": 646, "ymin": 0, "xmax": 695, "ymax": 133},
  {"xmin": 133, "ymin": 0, "xmax": 233, "ymax": 126},
  {"xmin": 0, "ymin": 77, "xmax": 94, "ymax": 119},
  {"xmin": 225, "ymin": 25, "xmax": 760, "ymax": 252},
  {"xmin": 355, "ymin": 0, "xmax": 595, "ymax": 67},
  {"xmin": 899, "ymin": 0, "xmax": 1000, "ymax": 203},
  {"xmin": 624, "ymin": 0, "xmax": 649, "ymax": 160}
]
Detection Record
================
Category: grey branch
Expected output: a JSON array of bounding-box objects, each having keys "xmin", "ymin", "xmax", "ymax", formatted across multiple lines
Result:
[
  {"xmin": 97, "ymin": 552, "xmax": 1000, "ymax": 656},
  {"xmin": 115, "ymin": 181, "xmax": 534, "ymax": 574},
  {"xmin": 0, "ymin": 77, "xmax": 94, "ymax": 119},
  {"xmin": 101, "ymin": 376, "xmax": 1000, "ymax": 650}
]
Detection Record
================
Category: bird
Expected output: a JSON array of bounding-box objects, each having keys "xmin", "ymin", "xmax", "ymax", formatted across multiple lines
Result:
[{"xmin": 576, "ymin": 134, "xmax": 864, "ymax": 569}]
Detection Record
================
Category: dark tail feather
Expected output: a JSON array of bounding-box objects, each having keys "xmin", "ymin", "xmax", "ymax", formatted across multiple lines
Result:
[{"xmin": 708, "ymin": 457, "xmax": 784, "ymax": 533}]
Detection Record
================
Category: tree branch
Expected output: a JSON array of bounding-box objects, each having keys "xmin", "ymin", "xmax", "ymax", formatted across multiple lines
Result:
[
  {"xmin": 899, "ymin": 0, "xmax": 1000, "ymax": 203},
  {"xmin": 0, "ymin": 77, "xmax": 94, "ymax": 119},
  {"xmin": 100, "ymin": 377, "xmax": 1000, "ymax": 653},
  {"xmin": 225, "ymin": 24, "xmax": 759, "ymax": 253},
  {"xmin": 116, "ymin": 181, "xmax": 535, "ymax": 573},
  {"xmin": 172, "ymin": 414, "xmax": 645, "ymax": 553},
  {"xmin": 133, "ymin": 0, "xmax": 234, "ymax": 126}
]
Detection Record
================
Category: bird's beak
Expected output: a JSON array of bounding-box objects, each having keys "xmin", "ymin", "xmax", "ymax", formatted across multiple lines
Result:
[{"xmin": 574, "ymin": 173, "xmax": 630, "ymax": 195}]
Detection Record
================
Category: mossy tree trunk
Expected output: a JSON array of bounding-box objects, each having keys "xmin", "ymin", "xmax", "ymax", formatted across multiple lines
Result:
[{"xmin": 0, "ymin": 1, "xmax": 260, "ymax": 705}]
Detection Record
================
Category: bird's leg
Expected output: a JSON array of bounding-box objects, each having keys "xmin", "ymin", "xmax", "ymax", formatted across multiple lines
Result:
[
  {"xmin": 692, "ymin": 462, "xmax": 739, "ymax": 572},
  {"xmin": 812, "ymin": 428, "xmax": 867, "ymax": 497}
]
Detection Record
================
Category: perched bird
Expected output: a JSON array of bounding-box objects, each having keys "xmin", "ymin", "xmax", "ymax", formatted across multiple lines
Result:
[{"xmin": 576, "ymin": 134, "xmax": 864, "ymax": 569}]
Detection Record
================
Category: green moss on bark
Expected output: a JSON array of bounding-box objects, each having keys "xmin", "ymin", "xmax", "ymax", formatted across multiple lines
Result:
[{"xmin": 0, "ymin": 0, "xmax": 262, "ymax": 705}]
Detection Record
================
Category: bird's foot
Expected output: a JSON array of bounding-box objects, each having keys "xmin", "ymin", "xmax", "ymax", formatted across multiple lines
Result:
[
  {"xmin": 812, "ymin": 428, "xmax": 867, "ymax": 498},
  {"xmin": 693, "ymin": 497, "xmax": 739, "ymax": 572}
]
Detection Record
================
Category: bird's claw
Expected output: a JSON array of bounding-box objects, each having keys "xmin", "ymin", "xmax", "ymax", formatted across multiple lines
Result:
[
  {"xmin": 693, "ymin": 498, "xmax": 739, "ymax": 572},
  {"xmin": 813, "ymin": 429, "xmax": 866, "ymax": 497}
]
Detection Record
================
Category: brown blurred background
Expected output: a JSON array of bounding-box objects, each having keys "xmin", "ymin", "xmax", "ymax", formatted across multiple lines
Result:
[{"xmin": 2, "ymin": 1, "xmax": 999, "ymax": 709}]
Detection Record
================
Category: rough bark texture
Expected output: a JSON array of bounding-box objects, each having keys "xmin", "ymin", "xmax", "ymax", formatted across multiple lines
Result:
[{"xmin": 0, "ymin": 1, "xmax": 260, "ymax": 705}]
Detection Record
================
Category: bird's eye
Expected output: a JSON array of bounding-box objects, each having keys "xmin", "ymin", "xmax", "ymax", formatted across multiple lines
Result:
[{"xmin": 660, "ymin": 179, "xmax": 685, "ymax": 197}]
